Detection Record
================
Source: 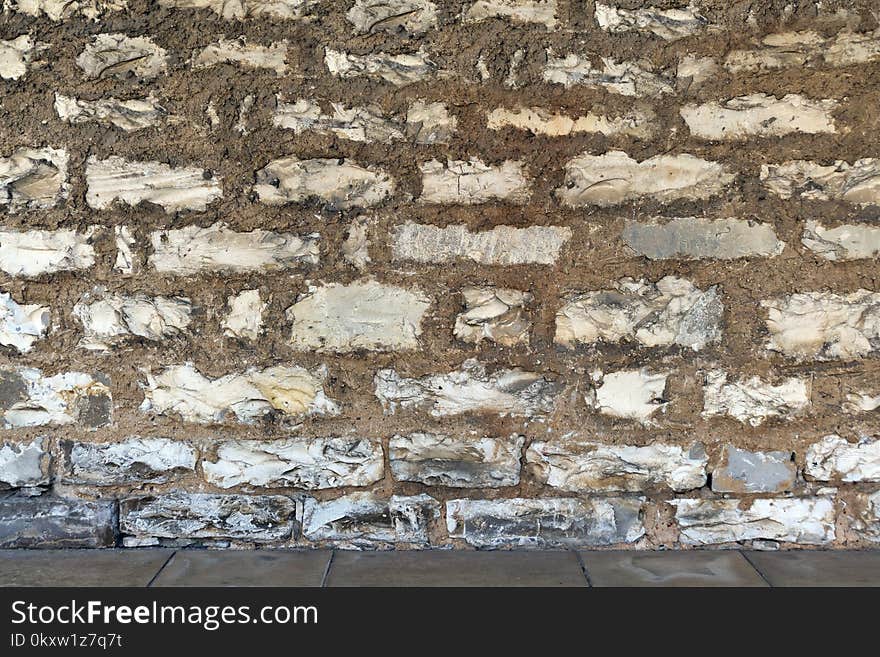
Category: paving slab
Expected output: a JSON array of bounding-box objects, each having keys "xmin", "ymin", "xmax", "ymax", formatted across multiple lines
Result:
[
  {"xmin": 581, "ymin": 550, "xmax": 768, "ymax": 587},
  {"xmin": 0, "ymin": 549, "xmax": 172, "ymax": 587},
  {"xmin": 745, "ymin": 550, "xmax": 880, "ymax": 587},
  {"xmin": 326, "ymin": 550, "xmax": 587, "ymax": 587},
  {"xmin": 151, "ymin": 549, "xmax": 332, "ymax": 587}
]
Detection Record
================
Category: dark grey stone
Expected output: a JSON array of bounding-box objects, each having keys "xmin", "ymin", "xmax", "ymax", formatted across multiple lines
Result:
[
  {"xmin": 0, "ymin": 549, "xmax": 171, "ymax": 586},
  {"xmin": 0, "ymin": 497, "xmax": 116, "ymax": 548}
]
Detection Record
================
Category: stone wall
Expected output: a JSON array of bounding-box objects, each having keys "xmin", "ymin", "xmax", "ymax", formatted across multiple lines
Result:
[{"xmin": 2, "ymin": 0, "xmax": 880, "ymax": 549}]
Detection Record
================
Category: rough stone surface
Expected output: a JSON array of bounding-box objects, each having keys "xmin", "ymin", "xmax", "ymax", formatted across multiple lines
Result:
[
  {"xmin": 419, "ymin": 158, "xmax": 530, "ymax": 204},
  {"xmin": 588, "ymin": 369, "xmax": 668, "ymax": 423},
  {"xmin": 0, "ymin": 498, "xmax": 116, "ymax": 548},
  {"xmin": 0, "ymin": 35, "xmax": 46, "ymax": 80},
  {"xmin": 712, "ymin": 446, "xmax": 796, "ymax": 493},
  {"xmin": 622, "ymin": 217, "xmax": 784, "ymax": 260},
  {"xmin": 203, "ymin": 437, "xmax": 384, "ymax": 489},
  {"xmin": 73, "ymin": 293, "xmax": 192, "ymax": 351},
  {"xmin": 325, "ymin": 47, "xmax": 438, "ymax": 86},
  {"xmin": 527, "ymin": 439, "xmax": 707, "ymax": 492},
  {"xmin": 761, "ymin": 159, "xmax": 880, "ymax": 206},
  {"xmin": 543, "ymin": 52, "xmax": 673, "ymax": 97},
  {"xmin": 805, "ymin": 435, "xmax": 880, "ymax": 483},
  {"xmin": 595, "ymin": 3, "xmax": 713, "ymax": 41},
  {"xmin": 64, "ymin": 437, "xmax": 197, "ymax": 486},
  {"xmin": 446, "ymin": 497, "xmax": 645, "ymax": 548},
  {"xmin": 0, "ymin": 292, "xmax": 50, "ymax": 353},
  {"xmin": 0, "ymin": 438, "xmax": 50, "ymax": 490},
  {"xmin": 390, "ymin": 433, "xmax": 523, "ymax": 487},
  {"xmin": 223, "ymin": 289, "xmax": 264, "ymax": 340},
  {"xmin": 193, "ymin": 38, "xmax": 288, "ymax": 74},
  {"xmin": 55, "ymin": 94, "xmax": 168, "ymax": 131},
  {"xmin": 853, "ymin": 491, "xmax": 880, "ymax": 543},
  {"xmin": 346, "ymin": 0, "xmax": 438, "ymax": 35},
  {"xmin": 0, "ymin": 147, "xmax": 69, "ymax": 211},
  {"xmin": 487, "ymin": 105, "xmax": 652, "ymax": 138},
  {"xmin": 454, "ymin": 287, "xmax": 532, "ymax": 346},
  {"xmin": 725, "ymin": 29, "xmax": 880, "ymax": 72},
  {"xmin": 76, "ymin": 33, "xmax": 168, "ymax": 80},
  {"xmin": 464, "ymin": 0, "xmax": 557, "ymax": 28},
  {"xmin": 158, "ymin": 0, "xmax": 317, "ymax": 20},
  {"xmin": 702, "ymin": 370, "xmax": 811, "ymax": 426},
  {"xmin": 802, "ymin": 220, "xmax": 880, "ymax": 260},
  {"xmin": 0, "ymin": 368, "xmax": 111, "ymax": 429},
  {"xmin": 0, "ymin": 228, "xmax": 94, "ymax": 278}
]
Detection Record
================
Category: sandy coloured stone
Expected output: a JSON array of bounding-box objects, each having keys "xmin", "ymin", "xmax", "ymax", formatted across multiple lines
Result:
[
  {"xmin": 346, "ymin": 0, "xmax": 439, "ymax": 34},
  {"xmin": 0, "ymin": 147, "xmax": 69, "ymax": 212},
  {"xmin": 463, "ymin": 0, "xmax": 557, "ymax": 28},
  {"xmin": 54, "ymin": 94, "xmax": 168, "ymax": 132},
  {"xmin": 157, "ymin": 0, "xmax": 317, "ymax": 19},
  {"xmin": 5, "ymin": 0, "xmax": 126, "ymax": 20},
  {"xmin": 852, "ymin": 491, "xmax": 880, "ymax": 543},
  {"xmin": 223, "ymin": 290, "xmax": 264, "ymax": 341},
  {"xmin": 622, "ymin": 217, "xmax": 784, "ymax": 260},
  {"xmin": 724, "ymin": 29, "xmax": 880, "ymax": 72},
  {"xmin": 419, "ymin": 158, "xmax": 530, "ymax": 204},
  {"xmin": 114, "ymin": 226, "xmax": 137, "ymax": 275},
  {"xmin": 454, "ymin": 287, "xmax": 532, "ymax": 346},
  {"xmin": 701, "ymin": 370, "xmax": 811, "ymax": 426},
  {"xmin": 406, "ymin": 100, "xmax": 456, "ymax": 144},
  {"xmin": 595, "ymin": 2, "xmax": 714, "ymax": 40},
  {"xmin": 193, "ymin": 38, "xmax": 288, "ymax": 74},
  {"xmin": 761, "ymin": 159, "xmax": 880, "ymax": 206},
  {"xmin": 487, "ymin": 106, "xmax": 653, "ymax": 138},
  {"xmin": 0, "ymin": 35, "xmax": 47, "ymax": 80},
  {"xmin": 711, "ymin": 446, "xmax": 796, "ymax": 493},
  {"xmin": 0, "ymin": 228, "xmax": 94, "ymax": 278},
  {"xmin": 802, "ymin": 220, "xmax": 880, "ymax": 260},
  {"xmin": 64, "ymin": 437, "xmax": 197, "ymax": 486},
  {"xmin": 325, "ymin": 47, "xmax": 438, "ymax": 86},
  {"xmin": 73, "ymin": 293, "xmax": 192, "ymax": 351},
  {"xmin": 543, "ymin": 52, "xmax": 673, "ymax": 97},
  {"xmin": 76, "ymin": 33, "xmax": 168, "ymax": 79},
  {"xmin": 273, "ymin": 99, "xmax": 404, "ymax": 143}
]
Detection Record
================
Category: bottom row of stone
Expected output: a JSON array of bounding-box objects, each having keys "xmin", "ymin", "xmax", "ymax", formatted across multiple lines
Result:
[{"xmin": 2, "ymin": 491, "xmax": 878, "ymax": 549}]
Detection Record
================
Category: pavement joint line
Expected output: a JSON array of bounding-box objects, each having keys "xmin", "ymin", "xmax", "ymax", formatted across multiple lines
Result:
[
  {"xmin": 573, "ymin": 550, "xmax": 592, "ymax": 587},
  {"xmin": 738, "ymin": 550, "xmax": 773, "ymax": 588},
  {"xmin": 146, "ymin": 550, "xmax": 178, "ymax": 588},
  {"xmin": 320, "ymin": 550, "xmax": 335, "ymax": 588}
]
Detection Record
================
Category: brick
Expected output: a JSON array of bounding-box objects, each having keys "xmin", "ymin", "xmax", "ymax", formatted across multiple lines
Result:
[
  {"xmin": 701, "ymin": 370, "xmax": 810, "ymax": 426},
  {"xmin": 556, "ymin": 151, "xmax": 732, "ymax": 207},
  {"xmin": 588, "ymin": 369, "xmax": 668, "ymax": 423},
  {"xmin": 286, "ymin": 280, "xmax": 430, "ymax": 352},
  {"xmin": 543, "ymin": 52, "xmax": 673, "ymax": 97},
  {"xmin": 273, "ymin": 99, "xmax": 404, "ymax": 143},
  {"xmin": 454, "ymin": 287, "xmax": 532, "ymax": 346},
  {"xmin": 622, "ymin": 217, "xmax": 784, "ymax": 260},
  {"xmin": 0, "ymin": 291, "xmax": 50, "ymax": 353},
  {"xmin": 6, "ymin": 0, "xmax": 126, "ymax": 20},
  {"xmin": 302, "ymin": 493, "xmax": 440, "ymax": 545},
  {"xmin": 0, "ymin": 437, "xmax": 50, "ymax": 490},
  {"xmin": 223, "ymin": 289, "xmax": 264, "ymax": 340},
  {"xmin": 76, "ymin": 33, "xmax": 168, "ymax": 80},
  {"xmin": 73, "ymin": 293, "xmax": 192, "ymax": 351},
  {"xmin": 0, "ymin": 147, "xmax": 69, "ymax": 211},
  {"xmin": 761, "ymin": 159, "xmax": 880, "ymax": 205},
  {"xmin": 595, "ymin": 2, "xmax": 714, "ymax": 41},
  {"xmin": 724, "ymin": 29, "xmax": 880, "ymax": 72},
  {"xmin": 463, "ymin": 0, "xmax": 557, "ymax": 29},
  {"xmin": 149, "ymin": 222, "xmax": 319, "ymax": 275},
  {"xmin": 0, "ymin": 35, "xmax": 46, "ymax": 80},
  {"xmin": 346, "ymin": 0, "xmax": 439, "ymax": 35},
  {"xmin": 85, "ymin": 155, "xmax": 222, "ymax": 213},
  {"xmin": 419, "ymin": 158, "xmax": 530, "ymax": 204},
  {"xmin": 391, "ymin": 222, "xmax": 571, "ymax": 265},
  {"xmin": 54, "ymin": 93, "xmax": 168, "ymax": 132},
  {"xmin": 0, "ymin": 228, "xmax": 95, "ymax": 278},
  {"xmin": 711, "ymin": 446, "xmax": 796, "ymax": 493},
  {"xmin": 805, "ymin": 435, "xmax": 880, "ymax": 483},
  {"xmin": 0, "ymin": 368, "xmax": 111, "ymax": 429},
  {"xmin": 158, "ymin": 0, "xmax": 317, "ymax": 20},
  {"xmin": 203, "ymin": 437, "xmax": 383, "ymax": 489},
  {"xmin": 0, "ymin": 497, "xmax": 116, "ymax": 548},
  {"xmin": 405, "ymin": 100, "xmax": 456, "ymax": 144},
  {"xmin": 120, "ymin": 493, "xmax": 296, "ymax": 543},
  {"xmin": 446, "ymin": 497, "xmax": 645, "ymax": 548},
  {"xmin": 374, "ymin": 359, "xmax": 560, "ymax": 417},
  {"xmin": 555, "ymin": 276, "xmax": 722, "ymax": 351},
  {"xmin": 324, "ymin": 47, "xmax": 438, "ymax": 86},
  {"xmin": 671, "ymin": 497, "xmax": 835, "ymax": 545},
  {"xmin": 487, "ymin": 106, "xmax": 652, "ymax": 138},
  {"xmin": 762, "ymin": 291, "xmax": 880, "ymax": 361},
  {"xmin": 254, "ymin": 156, "xmax": 394, "ymax": 209},
  {"xmin": 680, "ymin": 94, "xmax": 837, "ymax": 140},
  {"xmin": 140, "ymin": 363, "xmax": 339, "ymax": 424},
  {"xmin": 389, "ymin": 433, "xmax": 523, "ymax": 487},
  {"xmin": 527, "ymin": 439, "xmax": 707, "ymax": 493},
  {"xmin": 63, "ymin": 436, "xmax": 197, "ymax": 486},
  {"xmin": 802, "ymin": 220, "xmax": 880, "ymax": 260}
]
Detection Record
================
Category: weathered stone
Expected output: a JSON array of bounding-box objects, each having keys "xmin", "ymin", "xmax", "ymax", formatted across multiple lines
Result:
[
  {"xmin": 681, "ymin": 94, "xmax": 837, "ymax": 140},
  {"xmin": 802, "ymin": 220, "xmax": 880, "ymax": 260},
  {"xmin": 676, "ymin": 54, "xmax": 718, "ymax": 90},
  {"xmin": 0, "ymin": 497, "xmax": 116, "ymax": 548},
  {"xmin": 853, "ymin": 491, "xmax": 880, "ymax": 543},
  {"xmin": 0, "ymin": 228, "xmax": 94, "ymax": 278},
  {"xmin": 375, "ymin": 359, "xmax": 560, "ymax": 417},
  {"xmin": 406, "ymin": 100, "xmax": 456, "ymax": 144},
  {"xmin": 555, "ymin": 276, "xmax": 722, "ymax": 350},
  {"xmin": 120, "ymin": 493, "xmax": 296, "ymax": 543},
  {"xmin": 64, "ymin": 437, "xmax": 197, "ymax": 486},
  {"xmin": 762, "ymin": 291, "xmax": 880, "ymax": 361},
  {"xmin": 712, "ymin": 446, "xmax": 796, "ymax": 493},
  {"xmin": 193, "ymin": 38, "xmax": 287, "ymax": 74},
  {"xmin": 0, "ymin": 438, "xmax": 50, "ymax": 490},
  {"xmin": 844, "ymin": 392, "xmax": 880, "ymax": 413},
  {"xmin": 0, "ymin": 292, "xmax": 49, "ymax": 353},
  {"xmin": 203, "ymin": 437, "xmax": 383, "ymax": 489},
  {"xmin": 805, "ymin": 435, "xmax": 880, "ymax": 482},
  {"xmin": 346, "ymin": 0, "xmax": 438, "ymax": 35},
  {"xmin": 223, "ymin": 289, "xmax": 264, "ymax": 340},
  {"xmin": 0, "ymin": 368, "xmax": 111, "ymax": 429},
  {"xmin": 114, "ymin": 226, "xmax": 137, "ymax": 275},
  {"xmin": 543, "ymin": 52, "xmax": 673, "ymax": 97},
  {"xmin": 556, "ymin": 151, "xmax": 732, "ymax": 207},
  {"xmin": 54, "ymin": 94, "xmax": 168, "ymax": 132},
  {"xmin": 0, "ymin": 35, "xmax": 46, "ymax": 80},
  {"xmin": 724, "ymin": 29, "xmax": 880, "ymax": 72},
  {"xmin": 391, "ymin": 222, "xmax": 571, "ymax": 265},
  {"xmin": 672, "ymin": 498, "xmax": 835, "ymax": 545},
  {"xmin": 76, "ymin": 33, "xmax": 168, "ymax": 80},
  {"xmin": 149, "ymin": 222, "xmax": 319, "ymax": 275},
  {"xmin": 419, "ymin": 158, "xmax": 530, "ymax": 204},
  {"xmin": 342, "ymin": 219, "xmax": 370, "ymax": 270},
  {"xmin": 454, "ymin": 287, "xmax": 531, "ymax": 346},
  {"xmin": 86, "ymin": 155, "xmax": 221, "ymax": 213},
  {"xmin": 390, "ymin": 433, "xmax": 523, "ymax": 487},
  {"xmin": 273, "ymin": 99, "xmax": 404, "ymax": 143},
  {"xmin": 588, "ymin": 369, "xmax": 668, "ymax": 423},
  {"xmin": 761, "ymin": 159, "xmax": 880, "ymax": 206},
  {"xmin": 528, "ymin": 439, "xmax": 706, "ymax": 492},
  {"xmin": 324, "ymin": 47, "xmax": 438, "ymax": 86},
  {"xmin": 0, "ymin": 147, "xmax": 68, "ymax": 211},
  {"xmin": 158, "ymin": 0, "xmax": 317, "ymax": 20},
  {"xmin": 286, "ymin": 280, "xmax": 430, "ymax": 352},
  {"xmin": 487, "ymin": 106, "xmax": 652, "ymax": 138},
  {"xmin": 254, "ymin": 156, "xmax": 393, "ymax": 209},
  {"xmin": 4, "ymin": 0, "xmax": 126, "ymax": 20},
  {"xmin": 464, "ymin": 0, "xmax": 557, "ymax": 28},
  {"xmin": 446, "ymin": 497, "xmax": 645, "ymax": 548},
  {"xmin": 595, "ymin": 2, "xmax": 713, "ymax": 40},
  {"xmin": 73, "ymin": 293, "xmax": 192, "ymax": 351},
  {"xmin": 702, "ymin": 370, "xmax": 810, "ymax": 426},
  {"xmin": 622, "ymin": 217, "xmax": 784, "ymax": 260},
  {"xmin": 141, "ymin": 363, "xmax": 339, "ymax": 424},
  {"xmin": 302, "ymin": 493, "xmax": 440, "ymax": 545}
]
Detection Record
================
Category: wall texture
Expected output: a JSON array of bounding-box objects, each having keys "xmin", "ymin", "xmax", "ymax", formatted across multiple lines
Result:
[{"xmin": 2, "ymin": 0, "xmax": 880, "ymax": 550}]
